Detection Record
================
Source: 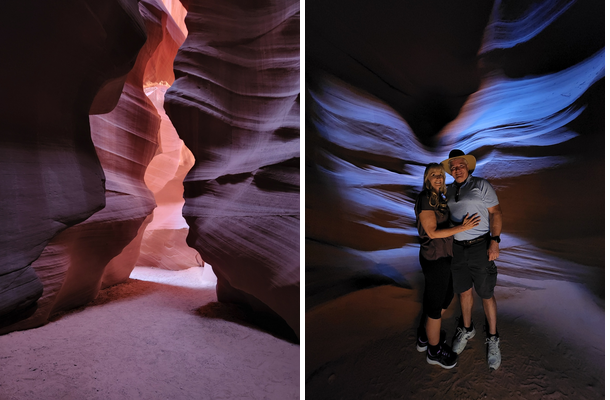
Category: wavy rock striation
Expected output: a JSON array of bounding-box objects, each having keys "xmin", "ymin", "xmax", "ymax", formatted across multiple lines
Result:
[
  {"xmin": 0, "ymin": 0, "xmax": 185, "ymax": 333},
  {"xmin": 165, "ymin": 0, "xmax": 300, "ymax": 336},
  {"xmin": 0, "ymin": 1, "xmax": 147, "ymax": 329},
  {"xmin": 305, "ymin": 0, "xmax": 604, "ymax": 308}
]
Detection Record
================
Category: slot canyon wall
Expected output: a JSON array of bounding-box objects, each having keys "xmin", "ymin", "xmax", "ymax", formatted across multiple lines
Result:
[
  {"xmin": 0, "ymin": 0, "xmax": 150, "ymax": 333},
  {"xmin": 305, "ymin": 0, "xmax": 604, "ymax": 308},
  {"xmin": 164, "ymin": 0, "xmax": 301, "ymax": 336},
  {"xmin": 1, "ymin": 0, "xmax": 300, "ymax": 338}
]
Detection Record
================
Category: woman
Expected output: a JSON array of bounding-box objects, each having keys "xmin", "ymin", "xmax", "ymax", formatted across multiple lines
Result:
[{"xmin": 414, "ymin": 163, "xmax": 480, "ymax": 369}]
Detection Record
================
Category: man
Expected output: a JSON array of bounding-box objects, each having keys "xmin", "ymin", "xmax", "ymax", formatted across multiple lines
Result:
[{"xmin": 440, "ymin": 149, "xmax": 503, "ymax": 370}]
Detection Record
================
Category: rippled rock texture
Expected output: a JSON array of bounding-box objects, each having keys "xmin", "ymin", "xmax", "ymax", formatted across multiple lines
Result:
[
  {"xmin": 165, "ymin": 0, "xmax": 300, "ymax": 336},
  {"xmin": 0, "ymin": 0, "xmax": 183, "ymax": 333},
  {"xmin": 305, "ymin": 0, "xmax": 604, "ymax": 308}
]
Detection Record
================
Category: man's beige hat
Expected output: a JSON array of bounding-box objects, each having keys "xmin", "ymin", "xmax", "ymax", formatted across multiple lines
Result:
[{"xmin": 441, "ymin": 149, "xmax": 476, "ymax": 174}]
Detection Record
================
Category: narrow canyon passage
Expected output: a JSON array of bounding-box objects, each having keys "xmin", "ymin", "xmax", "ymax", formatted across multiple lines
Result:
[
  {"xmin": 0, "ymin": 1, "xmax": 300, "ymax": 398},
  {"xmin": 0, "ymin": 0, "xmax": 299, "ymax": 335}
]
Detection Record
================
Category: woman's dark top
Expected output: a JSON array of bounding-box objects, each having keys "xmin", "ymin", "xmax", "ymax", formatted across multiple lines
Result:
[{"xmin": 415, "ymin": 190, "xmax": 453, "ymax": 260}]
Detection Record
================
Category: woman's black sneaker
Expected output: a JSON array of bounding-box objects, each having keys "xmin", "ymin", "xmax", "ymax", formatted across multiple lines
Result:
[
  {"xmin": 426, "ymin": 343, "xmax": 458, "ymax": 369},
  {"xmin": 416, "ymin": 330, "xmax": 446, "ymax": 352}
]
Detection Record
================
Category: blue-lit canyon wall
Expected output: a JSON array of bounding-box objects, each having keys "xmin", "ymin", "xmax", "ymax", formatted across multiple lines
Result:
[{"xmin": 305, "ymin": 0, "xmax": 604, "ymax": 307}]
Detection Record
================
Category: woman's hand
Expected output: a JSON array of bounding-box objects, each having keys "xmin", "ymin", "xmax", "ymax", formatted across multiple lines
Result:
[{"xmin": 461, "ymin": 213, "xmax": 480, "ymax": 231}]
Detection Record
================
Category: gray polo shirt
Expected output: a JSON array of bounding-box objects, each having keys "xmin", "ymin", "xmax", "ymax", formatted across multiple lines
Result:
[{"xmin": 446, "ymin": 175, "xmax": 499, "ymax": 241}]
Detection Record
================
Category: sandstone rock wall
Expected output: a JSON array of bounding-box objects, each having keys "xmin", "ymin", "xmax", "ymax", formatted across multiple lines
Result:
[
  {"xmin": 0, "ymin": 0, "xmax": 147, "ymax": 329},
  {"xmin": 0, "ymin": 0, "xmax": 183, "ymax": 333},
  {"xmin": 165, "ymin": 0, "xmax": 300, "ymax": 336}
]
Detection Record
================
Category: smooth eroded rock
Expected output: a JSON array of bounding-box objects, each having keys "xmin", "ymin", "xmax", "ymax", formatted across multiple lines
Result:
[
  {"xmin": 0, "ymin": 0, "xmax": 147, "ymax": 328},
  {"xmin": 0, "ymin": 0, "xmax": 185, "ymax": 332},
  {"xmin": 165, "ymin": 0, "xmax": 300, "ymax": 336}
]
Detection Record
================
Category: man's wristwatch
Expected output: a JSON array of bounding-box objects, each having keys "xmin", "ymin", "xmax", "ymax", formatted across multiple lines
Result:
[{"xmin": 490, "ymin": 236, "xmax": 501, "ymax": 243}]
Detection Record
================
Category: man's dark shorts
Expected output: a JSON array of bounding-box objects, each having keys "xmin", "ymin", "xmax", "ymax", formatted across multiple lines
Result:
[{"xmin": 451, "ymin": 238, "xmax": 497, "ymax": 299}]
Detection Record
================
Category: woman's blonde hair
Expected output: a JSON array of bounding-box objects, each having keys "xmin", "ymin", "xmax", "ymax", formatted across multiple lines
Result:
[{"xmin": 423, "ymin": 163, "xmax": 447, "ymax": 209}]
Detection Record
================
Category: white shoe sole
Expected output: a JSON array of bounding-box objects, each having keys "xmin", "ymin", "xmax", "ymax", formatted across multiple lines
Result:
[
  {"xmin": 489, "ymin": 361, "xmax": 501, "ymax": 370},
  {"xmin": 488, "ymin": 355, "xmax": 501, "ymax": 370}
]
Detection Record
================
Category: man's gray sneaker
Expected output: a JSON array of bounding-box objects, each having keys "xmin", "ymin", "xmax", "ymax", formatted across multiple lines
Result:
[
  {"xmin": 452, "ymin": 325, "xmax": 476, "ymax": 354},
  {"xmin": 486, "ymin": 336, "xmax": 501, "ymax": 370}
]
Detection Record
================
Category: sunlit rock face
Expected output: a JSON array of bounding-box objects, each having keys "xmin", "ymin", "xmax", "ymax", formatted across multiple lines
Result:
[
  {"xmin": 133, "ymin": 1, "xmax": 200, "ymax": 272},
  {"xmin": 0, "ymin": 0, "xmax": 185, "ymax": 333},
  {"xmin": 305, "ymin": 0, "xmax": 604, "ymax": 307},
  {"xmin": 99, "ymin": 0, "xmax": 182, "ymax": 288},
  {"xmin": 159, "ymin": 0, "xmax": 188, "ymax": 38},
  {"xmin": 165, "ymin": 0, "xmax": 300, "ymax": 335},
  {"xmin": 0, "ymin": 1, "xmax": 147, "ymax": 329},
  {"xmin": 142, "ymin": 0, "xmax": 186, "ymax": 85},
  {"xmin": 137, "ymin": 83, "xmax": 201, "ymax": 271}
]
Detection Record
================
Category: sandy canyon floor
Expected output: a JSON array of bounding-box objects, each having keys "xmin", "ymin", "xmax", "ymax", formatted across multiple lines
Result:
[
  {"xmin": 305, "ymin": 268, "xmax": 604, "ymax": 399},
  {"xmin": 0, "ymin": 266, "xmax": 300, "ymax": 400}
]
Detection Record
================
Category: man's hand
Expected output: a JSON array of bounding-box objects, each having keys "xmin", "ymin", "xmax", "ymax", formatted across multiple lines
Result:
[{"xmin": 488, "ymin": 240, "xmax": 500, "ymax": 261}]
